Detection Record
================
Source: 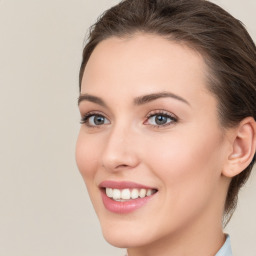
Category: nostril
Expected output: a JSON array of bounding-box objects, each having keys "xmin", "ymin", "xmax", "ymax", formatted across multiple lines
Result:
[{"xmin": 115, "ymin": 164, "xmax": 130, "ymax": 169}]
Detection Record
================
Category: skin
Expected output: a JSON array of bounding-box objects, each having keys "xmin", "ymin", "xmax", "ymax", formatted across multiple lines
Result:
[{"xmin": 76, "ymin": 34, "xmax": 239, "ymax": 256}]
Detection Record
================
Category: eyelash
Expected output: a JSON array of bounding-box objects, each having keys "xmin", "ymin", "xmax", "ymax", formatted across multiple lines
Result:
[
  {"xmin": 80, "ymin": 111, "xmax": 109, "ymax": 128},
  {"xmin": 144, "ymin": 110, "xmax": 178, "ymax": 128},
  {"xmin": 80, "ymin": 110, "xmax": 178, "ymax": 128}
]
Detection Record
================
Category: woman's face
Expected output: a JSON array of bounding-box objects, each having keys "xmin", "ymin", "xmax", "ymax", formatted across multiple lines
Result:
[{"xmin": 76, "ymin": 34, "xmax": 230, "ymax": 248}]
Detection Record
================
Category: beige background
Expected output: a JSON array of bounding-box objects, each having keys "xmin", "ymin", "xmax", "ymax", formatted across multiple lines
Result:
[{"xmin": 0, "ymin": 0, "xmax": 255, "ymax": 255}]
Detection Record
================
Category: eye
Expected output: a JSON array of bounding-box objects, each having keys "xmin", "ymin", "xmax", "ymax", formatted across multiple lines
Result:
[
  {"xmin": 145, "ymin": 111, "xmax": 177, "ymax": 127},
  {"xmin": 81, "ymin": 113, "xmax": 110, "ymax": 127}
]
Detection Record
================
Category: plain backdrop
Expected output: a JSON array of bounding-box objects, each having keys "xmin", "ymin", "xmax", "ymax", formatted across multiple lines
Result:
[{"xmin": 0, "ymin": 1, "xmax": 255, "ymax": 255}]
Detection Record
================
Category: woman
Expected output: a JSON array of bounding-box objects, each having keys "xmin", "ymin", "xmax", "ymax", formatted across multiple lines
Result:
[{"xmin": 76, "ymin": 0, "xmax": 256, "ymax": 255}]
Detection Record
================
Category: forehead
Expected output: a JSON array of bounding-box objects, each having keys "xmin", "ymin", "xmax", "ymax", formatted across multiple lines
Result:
[{"xmin": 81, "ymin": 33, "xmax": 210, "ymax": 101}]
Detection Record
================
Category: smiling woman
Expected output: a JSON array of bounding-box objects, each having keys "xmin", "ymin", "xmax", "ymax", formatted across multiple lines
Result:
[{"xmin": 76, "ymin": 1, "xmax": 256, "ymax": 256}]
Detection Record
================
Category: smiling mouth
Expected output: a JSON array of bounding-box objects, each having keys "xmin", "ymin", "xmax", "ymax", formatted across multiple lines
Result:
[
  {"xmin": 104, "ymin": 188, "xmax": 158, "ymax": 202},
  {"xmin": 99, "ymin": 181, "xmax": 158, "ymax": 213}
]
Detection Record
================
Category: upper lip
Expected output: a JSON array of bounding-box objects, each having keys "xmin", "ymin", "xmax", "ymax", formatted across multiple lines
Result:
[{"xmin": 99, "ymin": 180, "xmax": 157, "ymax": 190}]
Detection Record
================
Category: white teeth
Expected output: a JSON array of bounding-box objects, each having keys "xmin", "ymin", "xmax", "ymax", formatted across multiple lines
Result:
[
  {"xmin": 112, "ymin": 189, "xmax": 121, "ymax": 200},
  {"xmin": 146, "ymin": 189, "xmax": 152, "ymax": 196},
  {"xmin": 105, "ymin": 188, "xmax": 156, "ymax": 201},
  {"xmin": 139, "ymin": 188, "xmax": 146, "ymax": 198},
  {"xmin": 106, "ymin": 188, "xmax": 113, "ymax": 197},
  {"xmin": 131, "ymin": 188, "xmax": 139, "ymax": 199},
  {"xmin": 121, "ymin": 189, "xmax": 131, "ymax": 200}
]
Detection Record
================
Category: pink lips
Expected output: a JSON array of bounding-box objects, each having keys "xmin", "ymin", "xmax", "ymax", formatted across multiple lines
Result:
[
  {"xmin": 100, "ymin": 180, "xmax": 154, "ymax": 190},
  {"xmin": 99, "ymin": 181, "xmax": 157, "ymax": 214}
]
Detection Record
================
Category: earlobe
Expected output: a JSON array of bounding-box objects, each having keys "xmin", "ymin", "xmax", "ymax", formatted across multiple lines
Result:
[{"xmin": 222, "ymin": 117, "xmax": 256, "ymax": 178}]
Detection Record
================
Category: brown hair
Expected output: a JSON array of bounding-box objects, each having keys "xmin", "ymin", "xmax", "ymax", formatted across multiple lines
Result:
[{"xmin": 79, "ymin": 0, "xmax": 256, "ymax": 222}]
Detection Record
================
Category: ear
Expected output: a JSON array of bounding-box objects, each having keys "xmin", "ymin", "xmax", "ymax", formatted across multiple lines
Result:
[{"xmin": 222, "ymin": 117, "xmax": 256, "ymax": 178}]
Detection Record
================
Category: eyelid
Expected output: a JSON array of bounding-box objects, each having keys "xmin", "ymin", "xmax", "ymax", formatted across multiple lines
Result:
[
  {"xmin": 145, "ymin": 109, "xmax": 178, "ymax": 120},
  {"xmin": 144, "ymin": 109, "xmax": 178, "ymax": 127},
  {"xmin": 80, "ymin": 111, "xmax": 110, "ymax": 126}
]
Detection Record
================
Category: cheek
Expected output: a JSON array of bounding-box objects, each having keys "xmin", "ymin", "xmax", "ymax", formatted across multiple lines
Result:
[
  {"xmin": 145, "ymin": 127, "xmax": 224, "ymax": 198},
  {"xmin": 75, "ymin": 129, "xmax": 100, "ymax": 182},
  {"xmin": 139, "ymin": 128, "xmax": 226, "ymax": 234}
]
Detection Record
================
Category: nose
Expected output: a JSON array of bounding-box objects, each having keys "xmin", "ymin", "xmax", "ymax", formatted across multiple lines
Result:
[{"xmin": 101, "ymin": 125, "xmax": 140, "ymax": 172}]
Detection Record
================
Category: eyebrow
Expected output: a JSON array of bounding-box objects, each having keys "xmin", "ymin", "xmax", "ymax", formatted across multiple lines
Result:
[
  {"xmin": 134, "ymin": 91, "xmax": 190, "ymax": 106},
  {"xmin": 78, "ymin": 94, "xmax": 107, "ymax": 107},
  {"xmin": 78, "ymin": 91, "xmax": 190, "ymax": 107}
]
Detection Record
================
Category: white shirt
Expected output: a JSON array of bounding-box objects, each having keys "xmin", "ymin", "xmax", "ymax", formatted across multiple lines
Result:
[{"xmin": 216, "ymin": 235, "xmax": 232, "ymax": 256}]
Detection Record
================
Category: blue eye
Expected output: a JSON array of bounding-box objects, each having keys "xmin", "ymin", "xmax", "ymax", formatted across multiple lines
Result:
[
  {"xmin": 81, "ymin": 113, "xmax": 110, "ymax": 127},
  {"xmin": 146, "ymin": 113, "xmax": 177, "ymax": 127}
]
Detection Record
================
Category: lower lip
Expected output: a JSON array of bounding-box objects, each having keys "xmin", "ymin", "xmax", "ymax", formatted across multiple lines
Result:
[{"xmin": 101, "ymin": 190, "xmax": 156, "ymax": 214}]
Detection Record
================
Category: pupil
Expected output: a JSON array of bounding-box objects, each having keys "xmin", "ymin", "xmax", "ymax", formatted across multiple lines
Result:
[
  {"xmin": 94, "ymin": 115, "xmax": 104, "ymax": 125},
  {"xmin": 155, "ymin": 115, "xmax": 167, "ymax": 125}
]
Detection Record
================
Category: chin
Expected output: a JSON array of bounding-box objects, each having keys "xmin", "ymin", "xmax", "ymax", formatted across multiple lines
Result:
[
  {"xmin": 100, "ymin": 219, "xmax": 154, "ymax": 248},
  {"xmin": 102, "ymin": 230, "xmax": 148, "ymax": 248},
  {"xmin": 103, "ymin": 234, "xmax": 134, "ymax": 248}
]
